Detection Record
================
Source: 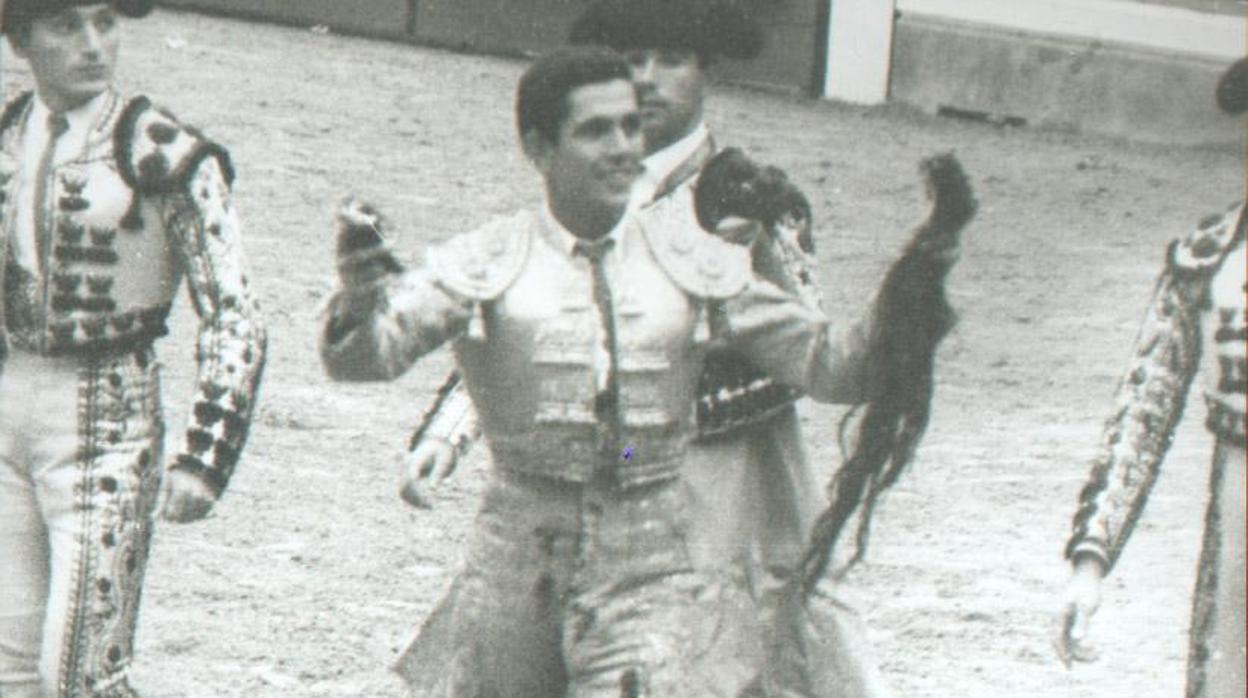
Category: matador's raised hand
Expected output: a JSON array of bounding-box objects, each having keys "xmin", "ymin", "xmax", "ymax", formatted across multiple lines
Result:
[
  {"xmin": 694, "ymin": 147, "xmax": 819, "ymax": 298},
  {"xmin": 335, "ymin": 197, "xmax": 404, "ymax": 289},
  {"xmin": 694, "ymin": 146, "xmax": 813, "ymax": 251}
]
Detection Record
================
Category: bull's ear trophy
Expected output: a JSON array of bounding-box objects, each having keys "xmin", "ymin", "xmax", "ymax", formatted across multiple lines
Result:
[
  {"xmin": 695, "ymin": 147, "xmax": 814, "ymax": 250},
  {"xmin": 801, "ymin": 152, "xmax": 977, "ymax": 594}
]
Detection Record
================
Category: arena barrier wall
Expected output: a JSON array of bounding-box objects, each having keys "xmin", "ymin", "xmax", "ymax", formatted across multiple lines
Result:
[
  {"xmin": 159, "ymin": 0, "xmax": 1245, "ymax": 145},
  {"xmin": 889, "ymin": 0, "xmax": 1246, "ymax": 146},
  {"xmin": 157, "ymin": 0, "xmax": 821, "ymax": 93},
  {"xmin": 159, "ymin": 0, "xmax": 413, "ymax": 39}
]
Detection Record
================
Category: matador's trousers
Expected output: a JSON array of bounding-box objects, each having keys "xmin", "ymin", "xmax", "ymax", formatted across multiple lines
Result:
[
  {"xmin": 682, "ymin": 407, "xmax": 892, "ymax": 698},
  {"xmin": 1187, "ymin": 440, "xmax": 1245, "ymax": 698},
  {"xmin": 396, "ymin": 469, "xmax": 768, "ymax": 697},
  {"xmin": 0, "ymin": 347, "xmax": 164, "ymax": 697}
]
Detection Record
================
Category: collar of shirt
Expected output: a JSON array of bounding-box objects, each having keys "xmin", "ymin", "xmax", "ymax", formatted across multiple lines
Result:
[
  {"xmin": 25, "ymin": 90, "xmax": 113, "ymax": 167},
  {"xmin": 540, "ymin": 200, "xmax": 631, "ymax": 259},
  {"xmin": 630, "ymin": 121, "xmax": 710, "ymax": 210}
]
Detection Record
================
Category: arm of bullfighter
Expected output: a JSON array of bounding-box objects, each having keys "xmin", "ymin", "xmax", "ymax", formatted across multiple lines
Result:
[
  {"xmin": 1055, "ymin": 232, "xmax": 1221, "ymax": 665},
  {"xmin": 161, "ymin": 153, "xmax": 267, "ymax": 518},
  {"xmin": 748, "ymin": 151, "xmax": 976, "ymax": 408},
  {"xmin": 714, "ymin": 275, "xmax": 874, "ymax": 404},
  {"xmin": 688, "ymin": 147, "xmax": 874, "ymax": 403},
  {"xmin": 320, "ymin": 199, "xmax": 474, "ymax": 382},
  {"xmin": 408, "ymin": 374, "xmax": 480, "ymax": 458},
  {"xmin": 1065, "ymin": 239, "xmax": 1221, "ymax": 572},
  {"xmin": 398, "ymin": 373, "xmax": 482, "ymax": 508}
]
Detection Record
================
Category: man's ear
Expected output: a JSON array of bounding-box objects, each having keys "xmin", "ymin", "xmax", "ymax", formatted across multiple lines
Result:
[{"xmin": 521, "ymin": 129, "xmax": 552, "ymax": 174}]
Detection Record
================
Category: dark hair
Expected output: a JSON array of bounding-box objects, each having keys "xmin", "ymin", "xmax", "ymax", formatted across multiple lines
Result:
[
  {"xmin": 2, "ymin": 0, "xmax": 154, "ymax": 36},
  {"xmin": 569, "ymin": 0, "xmax": 763, "ymax": 65},
  {"xmin": 1216, "ymin": 57, "xmax": 1248, "ymax": 117},
  {"xmin": 516, "ymin": 46, "xmax": 633, "ymax": 145}
]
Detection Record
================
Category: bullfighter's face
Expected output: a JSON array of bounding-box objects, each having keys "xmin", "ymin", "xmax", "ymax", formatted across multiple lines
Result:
[
  {"xmin": 12, "ymin": 5, "xmax": 120, "ymax": 113},
  {"xmin": 530, "ymin": 78, "xmax": 645, "ymax": 237},
  {"xmin": 624, "ymin": 48, "xmax": 705, "ymax": 155}
]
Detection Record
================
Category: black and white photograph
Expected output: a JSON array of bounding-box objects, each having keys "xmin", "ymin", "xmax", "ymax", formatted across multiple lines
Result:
[{"xmin": 0, "ymin": 1, "xmax": 1242, "ymax": 696}]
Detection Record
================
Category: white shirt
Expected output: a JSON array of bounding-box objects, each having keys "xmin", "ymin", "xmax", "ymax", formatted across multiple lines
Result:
[
  {"xmin": 541, "ymin": 120, "xmax": 710, "ymax": 396},
  {"xmin": 12, "ymin": 91, "xmax": 113, "ymax": 274},
  {"xmin": 629, "ymin": 121, "xmax": 710, "ymax": 210},
  {"xmin": 540, "ymin": 202, "xmax": 631, "ymax": 393}
]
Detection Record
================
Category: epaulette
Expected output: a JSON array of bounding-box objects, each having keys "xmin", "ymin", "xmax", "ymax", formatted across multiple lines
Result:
[
  {"xmin": 1171, "ymin": 201, "xmax": 1245, "ymax": 274},
  {"xmin": 426, "ymin": 211, "xmax": 533, "ymax": 301},
  {"xmin": 115, "ymin": 96, "xmax": 235, "ymax": 197},
  {"xmin": 638, "ymin": 185, "xmax": 751, "ymax": 300},
  {"xmin": 0, "ymin": 92, "xmax": 33, "ymax": 141}
]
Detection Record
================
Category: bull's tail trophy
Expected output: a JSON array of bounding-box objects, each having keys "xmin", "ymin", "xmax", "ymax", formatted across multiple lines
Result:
[{"xmin": 801, "ymin": 153, "xmax": 977, "ymax": 595}]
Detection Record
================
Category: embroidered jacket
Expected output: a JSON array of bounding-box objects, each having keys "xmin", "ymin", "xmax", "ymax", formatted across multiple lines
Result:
[
  {"xmin": 1066, "ymin": 203, "xmax": 1246, "ymax": 571},
  {"xmin": 323, "ymin": 194, "xmax": 868, "ymax": 488},
  {"xmin": 0, "ymin": 91, "xmax": 267, "ymax": 497},
  {"xmin": 407, "ymin": 131, "xmax": 827, "ymax": 454}
]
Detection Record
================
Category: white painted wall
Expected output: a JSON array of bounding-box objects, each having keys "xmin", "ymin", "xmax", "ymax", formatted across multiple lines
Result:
[
  {"xmin": 823, "ymin": 0, "xmax": 898, "ymax": 104},
  {"xmin": 896, "ymin": 0, "xmax": 1245, "ymax": 60}
]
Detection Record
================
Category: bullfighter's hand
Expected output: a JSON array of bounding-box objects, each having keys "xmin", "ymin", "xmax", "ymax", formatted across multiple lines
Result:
[
  {"xmin": 713, "ymin": 218, "xmax": 764, "ymax": 247},
  {"xmin": 399, "ymin": 437, "xmax": 457, "ymax": 509},
  {"xmin": 335, "ymin": 197, "xmax": 403, "ymax": 289},
  {"xmin": 695, "ymin": 147, "xmax": 812, "ymax": 240},
  {"xmin": 1055, "ymin": 557, "xmax": 1105, "ymax": 667},
  {"xmin": 160, "ymin": 469, "xmax": 218, "ymax": 523}
]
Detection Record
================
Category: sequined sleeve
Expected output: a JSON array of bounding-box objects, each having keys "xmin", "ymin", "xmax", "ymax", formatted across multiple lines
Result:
[
  {"xmin": 694, "ymin": 215, "xmax": 827, "ymax": 436},
  {"xmin": 321, "ymin": 210, "xmax": 522, "ymax": 382},
  {"xmin": 1065, "ymin": 262, "xmax": 1206, "ymax": 571},
  {"xmin": 319, "ymin": 267, "xmax": 474, "ymax": 382},
  {"xmin": 162, "ymin": 157, "xmax": 267, "ymax": 498},
  {"xmin": 407, "ymin": 372, "xmax": 481, "ymax": 456},
  {"xmin": 717, "ymin": 276, "xmax": 874, "ymax": 405}
]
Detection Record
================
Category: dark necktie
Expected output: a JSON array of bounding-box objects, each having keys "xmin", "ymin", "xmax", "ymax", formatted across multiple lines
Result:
[
  {"xmin": 34, "ymin": 112, "xmax": 70, "ymax": 276},
  {"xmin": 573, "ymin": 238, "xmax": 624, "ymax": 467}
]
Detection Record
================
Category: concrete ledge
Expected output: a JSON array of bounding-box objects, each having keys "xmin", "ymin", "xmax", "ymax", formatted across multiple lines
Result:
[
  {"xmin": 409, "ymin": 0, "xmax": 575, "ymax": 56},
  {"xmin": 897, "ymin": 0, "xmax": 1244, "ymax": 60},
  {"xmin": 160, "ymin": 0, "xmax": 412, "ymax": 39},
  {"xmin": 889, "ymin": 14, "xmax": 1244, "ymax": 146},
  {"xmin": 157, "ymin": 0, "xmax": 817, "ymax": 93}
]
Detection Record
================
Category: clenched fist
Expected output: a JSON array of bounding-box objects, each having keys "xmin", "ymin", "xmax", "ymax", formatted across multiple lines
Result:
[
  {"xmin": 1055, "ymin": 557, "xmax": 1105, "ymax": 667},
  {"xmin": 694, "ymin": 147, "xmax": 813, "ymax": 251},
  {"xmin": 399, "ymin": 437, "xmax": 458, "ymax": 509},
  {"xmin": 160, "ymin": 469, "xmax": 217, "ymax": 523},
  {"xmin": 335, "ymin": 197, "xmax": 404, "ymax": 289}
]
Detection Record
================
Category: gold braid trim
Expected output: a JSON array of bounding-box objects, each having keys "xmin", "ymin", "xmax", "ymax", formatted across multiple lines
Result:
[{"xmin": 1066, "ymin": 256, "xmax": 1207, "ymax": 570}]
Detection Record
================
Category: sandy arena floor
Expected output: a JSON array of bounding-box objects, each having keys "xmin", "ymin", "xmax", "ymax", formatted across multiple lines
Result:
[{"xmin": 4, "ymin": 8, "xmax": 1243, "ymax": 697}]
